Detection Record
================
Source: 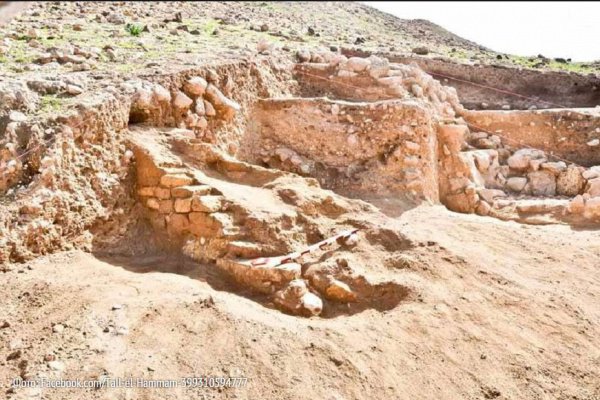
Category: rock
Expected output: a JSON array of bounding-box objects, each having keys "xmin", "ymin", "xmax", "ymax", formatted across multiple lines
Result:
[
  {"xmin": 172, "ymin": 91, "xmax": 193, "ymax": 109},
  {"xmin": 475, "ymin": 201, "xmax": 492, "ymax": 216},
  {"xmin": 301, "ymin": 292, "xmax": 323, "ymax": 316},
  {"xmin": 367, "ymin": 55, "xmax": 389, "ymax": 79},
  {"xmin": 568, "ymin": 195, "xmax": 585, "ymax": 214},
  {"xmin": 586, "ymin": 177, "xmax": 600, "ymax": 197},
  {"xmin": 274, "ymin": 279, "xmax": 322, "ymax": 316},
  {"xmin": 477, "ymin": 188, "xmax": 506, "ymax": 203},
  {"xmin": 204, "ymin": 84, "xmax": 240, "ymax": 119},
  {"xmin": 582, "ymin": 166, "xmax": 600, "ymax": 180},
  {"xmin": 325, "ymin": 279, "xmax": 356, "ymax": 302},
  {"xmin": 174, "ymin": 198, "xmax": 192, "ymax": 213},
  {"xmin": 191, "ymin": 195, "xmax": 224, "ymax": 212},
  {"xmin": 171, "ymin": 185, "xmax": 211, "ymax": 198},
  {"xmin": 526, "ymin": 170, "xmax": 556, "ymax": 196},
  {"xmin": 345, "ymin": 57, "xmax": 370, "ymax": 73},
  {"xmin": 296, "ymin": 49, "xmax": 311, "ymax": 63},
  {"xmin": 52, "ymin": 324, "xmax": 64, "ymax": 333},
  {"xmin": 8, "ymin": 110, "xmax": 27, "ymax": 122},
  {"xmin": 412, "ymin": 46, "xmax": 429, "ymax": 55},
  {"xmin": 257, "ymin": 38, "xmax": 272, "ymax": 53},
  {"xmin": 7, "ymin": 349, "xmax": 22, "ymax": 361},
  {"xmin": 444, "ymin": 190, "xmax": 479, "ymax": 214},
  {"xmin": 0, "ymin": 321, "xmax": 10, "ymax": 329},
  {"xmin": 204, "ymin": 100, "xmax": 216, "ymax": 117},
  {"xmin": 507, "ymin": 149, "xmax": 546, "ymax": 171},
  {"xmin": 583, "ymin": 196, "xmax": 600, "ymax": 219},
  {"xmin": 153, "ymin": 85, "xmax": 171, "ymax": 102},
  {"xmin": 587, "ymin": 139, "xmax": 599, "ymax": 147},
  {"xmin": 556, "ymin": 166, "xmax": 585, "ymax": 196},
  {"xmin": 183, "ymin": 76, "xmax": 208, "ymax": 97},
  {"xmin": 160, "ymin": 174, "xmax": 194, "ymax": 188},
  {"xmin": 506, "ymin": 177, "xmax": 527, "ymax": 192},
  {"xmin": 106, "ymin": 13, "xmax": 125, "ymax": 24},
  {"xmin": 116, "ymin": 326, "xmax": 129, "ymax": 335},
  {"xmin": 337, "ymin": 70, "xmax": 357, "ymax": 78},
  {"xmin": 146, "ymin": 198, "xmax": 159, "ymax": 210},
  {"xmin": 158, "ymin": 199, "xmax": 174, "ymax": 214},
  {"xmin": 111, "ymin": 304, "xmax": 122, "ymax": 310},
  {"xmin": 194, "ymin": 99, "xmax": 206, "ymax": 116},
  {"xmin": 66, "ymin": 84, "xmax": 83, "ymax": 95},
  {"xmin": 48, "ymin": 361, "xmax": 65, "ymax": 371},
  {"xmin": 540, "ymin": 161, "xmax": 566, "ymax": 175}
]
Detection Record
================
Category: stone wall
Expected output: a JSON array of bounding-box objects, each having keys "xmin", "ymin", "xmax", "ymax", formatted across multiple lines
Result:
[
  {"xmin": 463, "ymin": 108, "xmax": 600, "ymax": 167},
  {"xmin": 246, "ymin": 97, "xmax": 440, "ymax": 203},
  {"xmin": 342, "ymin": 50, "xmax": 600, "ymax": 110}
]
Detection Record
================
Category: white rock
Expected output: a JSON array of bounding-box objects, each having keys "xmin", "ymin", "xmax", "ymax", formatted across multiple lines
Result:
[
  {"xmin": 8, "ymin": 110, "xmax": 27, "ymax": 122},
  {"xmin": 587, "ymin": 139, "xmax": 599, "ymax": 147},
  {"xmin": 301, "ymin": 292, "xmax": 323, "ymax": 316},
  {"xmin": 48, "ymin": 361, "xmax": 65, "ymax": 371},
  {"xmin": 52, "ymin": 324, "xmax": 64, "ymax": 333},
  {"xmin": 582, "ymin": 166, "xmax": 600, "ymax": 180}
]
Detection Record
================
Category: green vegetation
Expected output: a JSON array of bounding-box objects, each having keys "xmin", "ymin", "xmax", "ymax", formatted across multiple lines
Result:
[
  {"xmin": 125, "ymin": 23, "xmax": 144, "ymax": 37},
  {"xmin": 39, "ymin": 95, "xmax": 63, "ymax": 114}
]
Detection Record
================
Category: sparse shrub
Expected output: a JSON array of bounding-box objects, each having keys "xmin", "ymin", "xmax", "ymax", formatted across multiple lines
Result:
[{"xmin": 125, "ymin": 23, "xmax": 144, "ymax": 37}]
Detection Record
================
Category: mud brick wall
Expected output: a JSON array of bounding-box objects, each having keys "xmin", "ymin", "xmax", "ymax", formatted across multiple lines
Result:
[{"xmin": 463, "ymin": 109, "xmax": 600, "ymax": 167}]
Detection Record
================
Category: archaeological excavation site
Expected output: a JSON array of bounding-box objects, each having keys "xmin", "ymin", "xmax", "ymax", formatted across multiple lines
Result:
[{"xmin": 1, "ymin": 2, "xmax": 599, "ymax": 400}]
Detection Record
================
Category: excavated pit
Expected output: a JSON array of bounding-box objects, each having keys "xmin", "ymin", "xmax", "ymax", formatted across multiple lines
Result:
[{"xmin": 2, "ymin": 52, "xmax": 600, "ymax": 317}]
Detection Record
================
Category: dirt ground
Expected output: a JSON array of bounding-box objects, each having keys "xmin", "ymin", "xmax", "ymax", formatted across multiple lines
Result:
[
  {"xmin": 2, "ymin": 205, "xmax": 599, "ymax": 400},
  {"xmin": 2, "ymin": 2, "xmax": 600, "ymax": 400}
]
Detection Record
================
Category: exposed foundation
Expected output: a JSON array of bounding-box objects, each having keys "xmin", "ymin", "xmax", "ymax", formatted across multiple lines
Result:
[{"xmin": 2, "ymin": 52, "xmax": 600, "ymax": 317}]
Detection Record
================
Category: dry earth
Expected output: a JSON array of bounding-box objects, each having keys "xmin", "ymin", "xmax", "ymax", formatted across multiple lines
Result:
[{"xmin": 1, "ymin": 2, "xmax": 600, "ymax": 400}]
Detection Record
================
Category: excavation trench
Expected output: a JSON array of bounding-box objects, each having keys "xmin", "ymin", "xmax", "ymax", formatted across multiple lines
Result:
[{"xmin": 2, "ymin": 54, "xmax": 599, "ymax": 317}]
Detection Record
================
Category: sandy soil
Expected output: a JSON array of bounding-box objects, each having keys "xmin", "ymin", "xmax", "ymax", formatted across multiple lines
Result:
[{"xmin": 2, "ymin": 205, "xmax": 599, "ymax": 400}]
